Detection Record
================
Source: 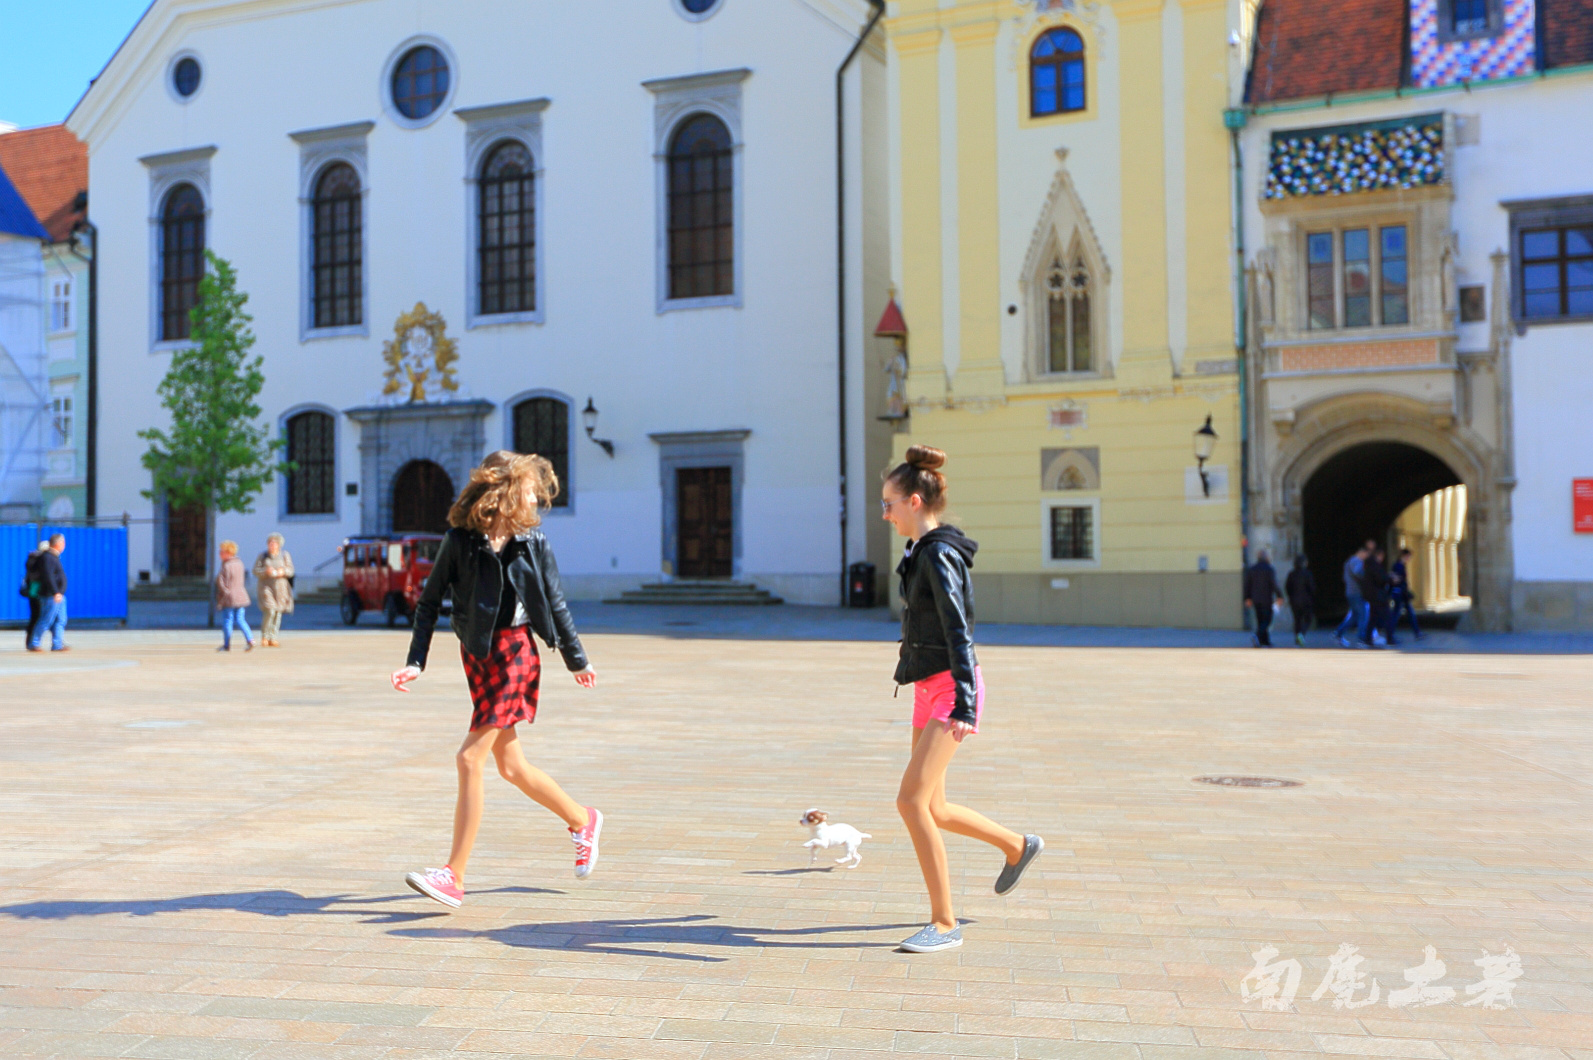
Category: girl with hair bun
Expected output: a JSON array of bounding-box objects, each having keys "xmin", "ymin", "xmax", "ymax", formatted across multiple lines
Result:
[
  {"xmin": 391, "ymin": 450, "xmax": 603, "ymax": 909},
  {"xmin": 883, "ymin": 445, "xmax": 1043, "ymax": 953}
]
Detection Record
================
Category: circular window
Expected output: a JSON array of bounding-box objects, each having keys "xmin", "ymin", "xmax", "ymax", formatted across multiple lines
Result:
[
  {"xmin": 391, "ymin": 45, "xmax": 449, "ymax": 120},
  {"xmin": 677, "ymin": 0, "xmax": 723, "ymax": 18},
  {"xmin": 172, "ymin": 56, "xmax": 201, "ymax": 98}
]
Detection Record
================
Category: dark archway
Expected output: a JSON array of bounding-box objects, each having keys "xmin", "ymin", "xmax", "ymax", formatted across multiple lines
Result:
[
  {"xmin": 1302, "ymin": 442, "xmax": 1461, "ymax": 617},
  {"xmin": 392, "ymin": 460, "xmax": 454, "ymax": 533}
]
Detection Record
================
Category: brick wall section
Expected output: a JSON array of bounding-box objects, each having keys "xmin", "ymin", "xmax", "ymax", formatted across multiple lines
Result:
[
  {"xmin": 1279, "ymin": 337, "xmax": 1440, "ymax": 371},
  {"xmin": 1543, "ymin": 0, "xmax": 1593, "ymax": 67},
  {"xmin": 1246, "ymin": 0, "xmax": 1407, "ymax": 103}
]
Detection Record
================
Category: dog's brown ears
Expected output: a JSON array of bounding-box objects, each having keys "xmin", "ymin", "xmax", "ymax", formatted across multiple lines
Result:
[{"xmin": 804, "ymin": 809, "xmax": 828, "ymax": 824}]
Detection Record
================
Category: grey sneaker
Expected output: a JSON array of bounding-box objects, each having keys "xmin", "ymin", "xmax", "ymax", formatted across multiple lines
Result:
[
  {"xmin": 994, "ymin": 834, "xmax": 1044, "ymax": 895},
  {"xmin": 898, "ymin": 923, "xmax": 963, "ymax": 953}
]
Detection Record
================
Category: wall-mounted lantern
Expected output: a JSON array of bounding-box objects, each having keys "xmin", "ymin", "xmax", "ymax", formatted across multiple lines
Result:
[
  {"xmin": 582, "ymin": 397, "xmax": 615, "ymax": 457},
  {"xmin": 1193, "ymin": 414, "xmax": 1218, "ymax": 497}
]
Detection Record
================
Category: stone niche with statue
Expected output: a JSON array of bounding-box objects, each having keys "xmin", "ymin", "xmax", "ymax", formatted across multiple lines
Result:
[{"xmin": 345, "ymin": 303, "xmax": 490, "ymax": 535}]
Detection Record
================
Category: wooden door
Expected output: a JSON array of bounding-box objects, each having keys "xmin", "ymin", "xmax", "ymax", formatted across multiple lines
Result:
[
  {"xmin": 167, "ymin": 503, "xmax": 207, "ymax": 577},
  {"xmin": 677, "ymin": 466, "xmax": 732, "ymax": 579},
  {"xmin": 392, "ymin": 460, "xmax": 454, "ymax": 533}
]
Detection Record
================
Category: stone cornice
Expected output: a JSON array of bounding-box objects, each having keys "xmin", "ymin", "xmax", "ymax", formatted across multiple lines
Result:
[
  {"xmin": 288, "ymin": 121, "xmax": 375, "ymax": 146},
  {"xmin": 641, "ymin": 68, "xmax": 752, "ymax": 95},
  {"xmin": 1111, "ymin": 0, "xmax": 1165, "ymax": 23},
  {"xmin": 138, "ymin": 145, "xmax": 217, "ymax": 169},
  {"xmin": 453, "ymin": 98, "xmax": 551, "ymax": 124}
]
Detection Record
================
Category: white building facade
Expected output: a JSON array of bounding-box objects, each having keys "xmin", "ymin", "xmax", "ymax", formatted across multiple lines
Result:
[
  {"xmin": 69, "ymin": 0, "xmax": 892, "ymax": 602},
  {"xmin": 1236, "ymin": 0, "xmax": 1593, "ymax": 631},
  {"xmin": 0, "ymin": 161, "xmax": 48, "ymax": 522}
]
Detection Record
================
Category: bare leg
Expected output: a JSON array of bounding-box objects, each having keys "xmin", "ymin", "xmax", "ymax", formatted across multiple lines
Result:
[
  {"xmin": 492, "ymin": 726, "xmax": 588, "ymax": 831},
  {"xmin": 930, "ymin": 769, "xmax": 1026, "ymax": 864},
  {"xmin": 897, "ymin": 721, "xmax": 964, "ymax": 932},
  {"xmin": 448, "ymin": 727, "xmax": 503, "ymax": 884}
]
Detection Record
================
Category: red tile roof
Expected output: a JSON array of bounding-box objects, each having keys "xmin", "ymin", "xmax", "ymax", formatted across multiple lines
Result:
[
  {"xmin": 1542, "ymin": 0, "xmax": 1593, "ymax": 68},
  {"xmin": 0, "ymin": 124, "xmax": 87, "ymax": 244},
  {"xmin": 1246, "ymin": 0, "xmax": 1409, "ymax": 104}
]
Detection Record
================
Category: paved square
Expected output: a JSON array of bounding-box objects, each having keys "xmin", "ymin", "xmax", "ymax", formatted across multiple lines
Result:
[{"xmin": 2, "ymin": 625, "xmax": 1590, "ymax": 1059}]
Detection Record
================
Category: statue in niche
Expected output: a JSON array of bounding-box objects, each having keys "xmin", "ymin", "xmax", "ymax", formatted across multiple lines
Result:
[
  {"xmin": 382, "ymin": 302, "xmax": 460, "ymax": 404},
  {"xmin": 883, "ymin": 346, "xmax": 909, "ymax": 420}
]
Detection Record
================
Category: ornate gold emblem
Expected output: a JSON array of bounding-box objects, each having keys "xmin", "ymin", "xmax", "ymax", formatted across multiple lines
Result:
[{"xmin": 382, "ymin": 302, "xmax": 460, "ymax": 403}]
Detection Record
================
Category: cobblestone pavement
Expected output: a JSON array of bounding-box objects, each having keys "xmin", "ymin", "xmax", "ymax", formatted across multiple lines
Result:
[{"xmin": 1, "ymin": 627, "xmax": 1590, "ymax": 1059}]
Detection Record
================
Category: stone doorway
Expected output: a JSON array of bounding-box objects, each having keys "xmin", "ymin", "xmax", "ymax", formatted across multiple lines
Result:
[{"xmin": 392, "ymin": 460, "xmax": 454, "ymax": 533}]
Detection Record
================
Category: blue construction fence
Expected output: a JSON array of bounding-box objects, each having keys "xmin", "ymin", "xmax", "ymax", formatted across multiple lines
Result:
[{"xmin": 1, "ymin": 524, "xmax": 129, "ymax": 623}]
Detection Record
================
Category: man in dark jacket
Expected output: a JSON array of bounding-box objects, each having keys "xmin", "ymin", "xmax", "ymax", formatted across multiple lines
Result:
[
  {"xmin": 28, "ymin": 534, "xmax": 68, "ymax": 652},
  {"xmin": 1242, "ymin": 549, "xmax": 1284, "ymax": 647},
  {"xmin": 1362, "ymin": 546, "xmax": 1389, "ymax": 647},
  {"xmin": 1385, "ymin": 547, "xmax": 1423, "ymax": 643},
  {"xmin": 1284, "ymin": 554, "xmax": 1316, "ymax": 646}
]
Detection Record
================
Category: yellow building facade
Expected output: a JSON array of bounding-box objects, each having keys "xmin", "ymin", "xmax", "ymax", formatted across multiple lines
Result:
[{"xmin": 882, "ymin": 0, "xmax": 1246, "ymax": 628}]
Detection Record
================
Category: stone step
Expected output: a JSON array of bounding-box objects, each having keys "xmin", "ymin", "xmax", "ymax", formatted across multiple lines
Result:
[
  {"xmin": 603, "ymin": 581, "xmax": 784, "ymax": 606},
  {"xmin": 129, "ymin": 578, "xmax": 209, "ymax": 601}
]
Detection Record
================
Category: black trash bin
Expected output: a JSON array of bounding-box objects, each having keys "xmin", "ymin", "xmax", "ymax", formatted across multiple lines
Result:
[{"xmin": 848, "ymin": 561, "xmax": 877, "ymax": 608}]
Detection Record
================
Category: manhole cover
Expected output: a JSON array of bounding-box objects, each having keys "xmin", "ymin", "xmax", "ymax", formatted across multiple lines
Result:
[{"xmin": 1193, "ymin": 775, "xmax": 1301, "ymax": 788}]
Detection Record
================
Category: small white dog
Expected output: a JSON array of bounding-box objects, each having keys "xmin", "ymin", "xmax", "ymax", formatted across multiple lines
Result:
[{"xmin": 799, "ymin": 808, "xmax": 871, "ymax": 869}]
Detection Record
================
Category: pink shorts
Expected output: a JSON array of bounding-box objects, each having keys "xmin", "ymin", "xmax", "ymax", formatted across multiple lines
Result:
[{"xmin": 912, "ymin": 666, "xmax": 984, "ymax": 732}]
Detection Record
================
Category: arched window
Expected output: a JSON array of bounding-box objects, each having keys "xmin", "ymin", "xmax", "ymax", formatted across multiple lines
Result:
[
  {"xmin": 667, "ymin": 113, "xmax": 734, "ymax": 299},
  {"xmin": 312, "ymin": 163, "xmax": 362, "ymax": 329},
  {"xmin": 512, "ymin": 397, "xmax": 570, "ymax": 508},
  {"xmin": 479, "ymin": 141, "xmax": 536, "ymax": 316},
  {"xmin": 1046, "ymin": 252, "xmax": 1092, "ymax": 373},
  {"xmin": 285, "ymin": 410, "xmax": 335, "ymax": 515},
  {"xmin": 1031, "ymin": 29, "xmax": 1086, "ymax": 117},
  {"xmin": 160, "ymin": 183, "xmax": 205, "ymax": 341}
]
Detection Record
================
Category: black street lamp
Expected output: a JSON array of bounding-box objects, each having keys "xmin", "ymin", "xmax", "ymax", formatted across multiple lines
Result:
[
  {"xmin": 1193, "ymin": 414, "xmax": 1218, "ymax": 497},
  {"xmin": 582, "ymin": 397, "xmax": 614, "ymax": 457}
]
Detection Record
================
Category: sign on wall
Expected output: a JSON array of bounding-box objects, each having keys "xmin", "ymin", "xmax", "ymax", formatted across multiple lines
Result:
[{"xmin": 1575, "ymin": 479, "xmax": 1593, "ymax": 534}]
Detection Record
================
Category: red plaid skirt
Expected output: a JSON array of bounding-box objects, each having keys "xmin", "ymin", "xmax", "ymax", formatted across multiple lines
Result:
[{"xmin": 462, "ymin": 626, "xmax": 541, "ymax": 731}]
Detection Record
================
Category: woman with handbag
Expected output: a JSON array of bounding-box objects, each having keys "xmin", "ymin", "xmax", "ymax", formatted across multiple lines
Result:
[{"xmin": 253, "ymin": 533, "xmax": 294, "ymax": 647}]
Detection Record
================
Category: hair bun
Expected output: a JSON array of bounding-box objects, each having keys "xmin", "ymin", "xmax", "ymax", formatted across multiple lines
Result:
[{"xmin": 904, "ymin": 444, "xmax": 946, "ymax": 471}]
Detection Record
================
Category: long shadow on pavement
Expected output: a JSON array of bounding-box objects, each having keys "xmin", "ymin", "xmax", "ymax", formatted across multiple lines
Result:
[
  {"xmin": 389, "ymin": 914, "xmax": 921, "ymax": 963},
  {"xmin": 0, "ymin": 886, "xmax": 558, "ymax": 925}
]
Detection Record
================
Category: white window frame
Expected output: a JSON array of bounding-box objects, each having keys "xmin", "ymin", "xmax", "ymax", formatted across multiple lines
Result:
[
  {"xmin": 291, "ymin": 121, "xmax": 373, "ymax": 342},
  {"xmin": 165, "ymin": 50, "xmax": 204, "ymax": 105},
  {"xmin": 140, "ymin": 145, "xmax": 215, "ymax": 354},
  {"xmin": 644, "ymin": 68, "xmax": 749, "ymax": 313},
  {"xmin": 49, "ymin": 278, "xmax": 72, "ymax": 333},
  {"xmin": 49, "ymin": 387, "xmax": 74, "ymax": 449},
  {"xmin": 1040, "ymin": 497, "xmax": 1101, "ymax": 569},
  {"xmin": 457, "ymin": 98, "xmax": 549, "ymax": 328},
  {"xmin": 381, "ymin": 36, "xmax": 459, "ymax": 131},
  {"xmin": 673, "ymin": 0, "xmax": 726, "ymax": 22}
]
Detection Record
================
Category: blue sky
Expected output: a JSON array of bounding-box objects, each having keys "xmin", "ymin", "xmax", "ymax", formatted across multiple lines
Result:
[{"xmin": 0, "ymin": 0, "xmax": 153, "ymax": 129}]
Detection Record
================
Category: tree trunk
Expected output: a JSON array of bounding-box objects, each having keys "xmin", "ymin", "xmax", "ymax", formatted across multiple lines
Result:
[{"xmin": 206, "ymin": 506, "xmax": 217, "ymax": 629}]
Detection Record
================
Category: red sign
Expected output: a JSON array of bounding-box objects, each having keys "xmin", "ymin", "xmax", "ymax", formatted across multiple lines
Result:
[{"xmin": 1576, "ymin": 479, "xmax": 1593, "ymax": 534}]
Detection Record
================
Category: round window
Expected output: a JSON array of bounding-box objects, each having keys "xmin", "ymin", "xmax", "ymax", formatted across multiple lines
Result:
[
  {"xmin": 680, "ymin": 0, "xmax": 722, "ymax": 15},
  {"xmin": 172, "ymin": 56, "xmax": 201, "ymax": 98},
  {"xmin": 391, "ymin": 45, "xmax": 449, "ymax": 120}
]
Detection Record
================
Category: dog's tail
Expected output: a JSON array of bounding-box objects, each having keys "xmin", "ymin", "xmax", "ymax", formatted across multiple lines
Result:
[{"xmin": 860, "ymin": 833, "xmax": 872, "ymax": 840}]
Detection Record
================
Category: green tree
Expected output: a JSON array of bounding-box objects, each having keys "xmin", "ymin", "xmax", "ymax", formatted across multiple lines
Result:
[{"xmin": 140, "ymin": 250, "xmax": 285, "ymax": 607}]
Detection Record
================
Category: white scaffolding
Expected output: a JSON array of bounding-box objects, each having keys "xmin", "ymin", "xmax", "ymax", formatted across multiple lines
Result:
[{"xmin": 0, "ymin": 233, "xmax": 47, "ymax": 520}]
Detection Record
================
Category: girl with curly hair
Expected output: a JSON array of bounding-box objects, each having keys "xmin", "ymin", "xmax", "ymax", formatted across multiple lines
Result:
[{"xmin": 391, "ymin": 450, "xmax": 601, "ymax": 908}]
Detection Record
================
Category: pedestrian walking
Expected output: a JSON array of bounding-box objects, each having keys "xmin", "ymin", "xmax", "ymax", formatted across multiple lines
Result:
[
  {"xmin": 1386, "ymin": 547, "xmax": 1423, "ymax": 643},
  {"xmin": 1243, "ymin": 549, "xmax": 1284, "ymax": 648},
  {"xmin": 18, "ymin": 540, "xmax": 47, "ymax": 648},
  {"xmin": 391, "ymin": 450, "xmax": 599, "ymax": 910},
  {"xmin": 26, "ymin": 535, "xmax": 68, "ymax": 653},
  {"xmin": 883, "ymin": 445, "xmax": 1043, "ymax": 953},
  {"xmin": 1284, "ymin": 554, "xmax": 1316, "ymax": 646},
  {"xmin": 1334, "ymin": 543, "xmax": 1371, "ymax": 648},
  {"xmin": 1364, "ymin": 546, "xmax": 1390, "ymax": 648},
  {"xmin": 253, "ymin": 533, "xmax": 294, "ymax": 647},
  {"xmin": 214, "ymin": 540, "xmax": 255, "ymax": 652}
]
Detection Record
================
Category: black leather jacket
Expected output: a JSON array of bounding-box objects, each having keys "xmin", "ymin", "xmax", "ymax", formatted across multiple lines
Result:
[
  {"xmin": 894, "ymin": 525, "xmax": 979, "ymax": 724},
  {"xmin": 406, "ymin": 526, "xmax": 589, "ymax": 673}
]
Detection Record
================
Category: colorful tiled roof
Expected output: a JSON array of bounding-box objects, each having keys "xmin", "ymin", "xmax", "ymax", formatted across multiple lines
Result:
[
  {"xmin": 0, "ymin": 124, "xmax": 87, "ymax": 244},
  {"xmin": 1246, "ymin": 0, "xmax": 1408, "ymax": 104}
]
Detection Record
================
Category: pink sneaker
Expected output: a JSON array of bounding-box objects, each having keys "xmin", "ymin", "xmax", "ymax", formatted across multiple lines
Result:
[
  {"xmin": 570, "ymin": 807, "xmax": 602, "ymax": 878},
  {"xmin": 404, "ymin": 866, "xmax": 462, "ymax": 908}
]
